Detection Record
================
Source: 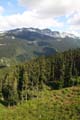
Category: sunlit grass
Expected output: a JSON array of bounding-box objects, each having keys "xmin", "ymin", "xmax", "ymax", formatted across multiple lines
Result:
[{"xmin": 0, "ymin": 86, "xmax": 80, "ymax": 120}]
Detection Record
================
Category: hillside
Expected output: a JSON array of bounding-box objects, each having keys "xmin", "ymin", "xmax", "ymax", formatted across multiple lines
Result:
[
  {"xmin": 0, "ymin": 86, "xmax": 80, "ymax": 120},
  {"xmin": 0, "ymin": 28, "xmax": 80, "ymax": 63},
  {"xmin": 0, "ymin": 48, "xmax": 80, "ymax": 104},
  {"xmin": 0, "ymin": 48, "xmax": 80, "ymax": 120}
]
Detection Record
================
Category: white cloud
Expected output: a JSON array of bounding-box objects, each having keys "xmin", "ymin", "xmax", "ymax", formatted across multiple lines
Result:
[
  {"xmin": 68, "ymin": 12, "xmax": 80, "ymax": 26},
  {"xmin": 66, "ymin": 11, "xmax": 80, "ymax": 32},
  {"xmin": 18, "ymin": 0, "xmax": 80, "ymax": 35},
  {"xmin": 0, "ymin": 0, "xmax": 80, "ymax": 33},
  {"xmin": 0, "ymin": 6, "xmax": 4, "ymax": 14},
  {"xmin": 18, "ymin": 0, "xmax": 80, "ymax": 18},
  {"xmin": 18, "ymin": 0, "xmax": 40, "ymax": 9},
  {"xmin": 0, "ymin": 11, "xmax": 63, "ymax": 31}
]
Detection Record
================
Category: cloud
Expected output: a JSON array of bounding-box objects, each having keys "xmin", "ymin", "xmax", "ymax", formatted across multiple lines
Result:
[
  {"xmin": 18, "ymin": 0, "xmax": 80, "ymax": 18},
  {"xmin": 0, "ymin": 0, "xmax": 80, "ymax": 34},
  {"xmin": 68, "ymin": 12, "xmax": 80, "ymax": 26},
  {"xmin": 18, "ymin": 0, "xmax": 41, "ymax": 9},
  {"xmin": 0, "ymin": 6, "xmax": 4, "ymax": 14},
  {"xmin": 67, "ymin": 11, "xmax": 80, "ymax": 32},
  {"xmin": 0, "ymin": 11, "xmax": 63, "ymax": 31}
]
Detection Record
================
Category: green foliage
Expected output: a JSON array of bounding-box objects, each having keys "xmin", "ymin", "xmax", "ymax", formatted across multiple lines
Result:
[
  {"xmin": 0, "ymin": 48, "xmax": 80, "ymax": 119},
  {"xmin": 0, "ymin": 86, "xmax": 80, "ymax": 120},
  {"xmin": 0, "ymin": 48, "xmax": 80, "ymax": 105}
]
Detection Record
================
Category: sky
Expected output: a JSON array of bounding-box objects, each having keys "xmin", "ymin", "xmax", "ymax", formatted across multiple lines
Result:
[{"xmin": 0, "ymin": 0, "xmax": 80, "ymax": 35}]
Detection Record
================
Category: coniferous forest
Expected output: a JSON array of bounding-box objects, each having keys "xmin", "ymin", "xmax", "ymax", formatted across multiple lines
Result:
[
  {"xmin": 0, "ymin": 0, "xmax": 80, "ymax": 119},
  {"xmin": 0, "ymin": 48, "xmax": 80, "ymax": 107}
]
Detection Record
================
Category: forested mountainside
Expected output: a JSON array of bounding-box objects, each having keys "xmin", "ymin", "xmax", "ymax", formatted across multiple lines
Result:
[
  {"xmin": 0, "ymin": 48, "xmax": 80, "ymax": 106},
  {"xmin": 0, "ymin": 28, "xmax": 80, "ymax": 63}
]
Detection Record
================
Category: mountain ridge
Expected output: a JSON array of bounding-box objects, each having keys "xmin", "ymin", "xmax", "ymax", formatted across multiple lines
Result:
[
  {"xmin": 4, "ymin": 27, "xmax": 79, "ymax": 39},
  {"xmin": 0, "ymin": 27, "xmax": 80, "ymax": 64}
]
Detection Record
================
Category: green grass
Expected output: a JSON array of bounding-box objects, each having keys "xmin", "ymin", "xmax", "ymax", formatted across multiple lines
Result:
[{"xmin": 0, "ymin": 86, "xmax": 80, "ymax": 120}]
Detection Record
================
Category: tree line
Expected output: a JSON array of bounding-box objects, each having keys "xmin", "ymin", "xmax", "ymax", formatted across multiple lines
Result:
[{"xmin": 0, "ymin": 48, "xmax": 80, "ymax": 106}]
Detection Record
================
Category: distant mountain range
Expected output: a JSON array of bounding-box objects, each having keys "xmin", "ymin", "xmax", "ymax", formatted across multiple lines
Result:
[{"xmin": 0, "ymin": 27, "xmax": 80, "ymax": 64}]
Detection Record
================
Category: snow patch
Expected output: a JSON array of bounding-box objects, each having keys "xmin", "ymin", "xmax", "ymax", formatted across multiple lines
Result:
[
  {"xmin": 0, "ymin": 44, "xmax": 6, "ymax": 46},
  {"xmin": 12, "ymin": 36, "xmax": 15, "ymax": 39},
  {"xmin": 27, "ymin": 28, "xmax": 36, "ymax": 32}
]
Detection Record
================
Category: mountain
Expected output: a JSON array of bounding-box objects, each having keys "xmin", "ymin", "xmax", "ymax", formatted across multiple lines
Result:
[
  {"xmin": 6, "ymin": 27, "xmax": 79, "ymax": 39},
  {"xmin": 0, "ymin": 27, "xmax": 80, "ymax": 63}
]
